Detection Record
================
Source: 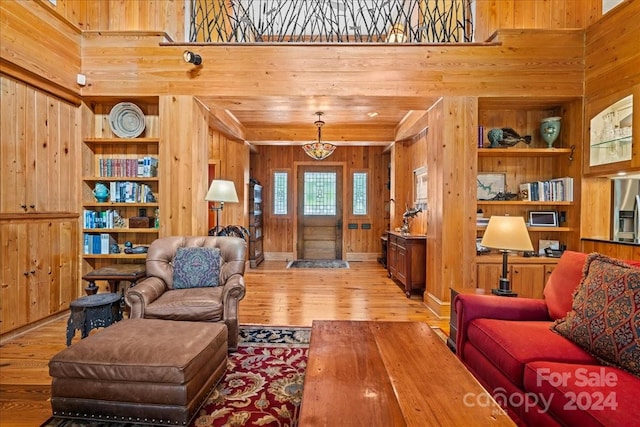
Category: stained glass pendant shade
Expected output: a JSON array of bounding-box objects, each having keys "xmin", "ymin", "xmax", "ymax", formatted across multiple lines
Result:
[{"xmin": 303, "ymin": 112, "xmax": 336, "ymax": 160}]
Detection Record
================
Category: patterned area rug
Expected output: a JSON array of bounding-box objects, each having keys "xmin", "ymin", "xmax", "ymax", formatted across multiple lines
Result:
[
  {"xmin": 41, "ymin": 325, "xmax": 310, "ymax": 427},
  {"xmin": 286, "ymin": 259, "xmax": 349, "ymax": 269}
]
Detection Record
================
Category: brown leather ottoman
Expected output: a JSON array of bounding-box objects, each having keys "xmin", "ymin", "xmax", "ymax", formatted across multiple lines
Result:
[{"xmin": 49, "ymin": 318, "xmax": 227, "ymax": 426}]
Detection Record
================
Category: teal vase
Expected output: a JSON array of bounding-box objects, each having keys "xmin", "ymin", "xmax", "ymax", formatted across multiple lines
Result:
[{"xmin": 540, "ymin": 117, "xmax": 561, "ymax": 148}]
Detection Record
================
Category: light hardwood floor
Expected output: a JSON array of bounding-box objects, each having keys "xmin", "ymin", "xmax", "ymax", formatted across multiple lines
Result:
[{"xmin": 0, "ymin": 261, "xmax": 447, "ymax": 426}]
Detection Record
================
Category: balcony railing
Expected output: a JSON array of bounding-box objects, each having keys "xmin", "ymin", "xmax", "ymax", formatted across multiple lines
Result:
[{"xmin": 188, "ymin": 0, "xmax": 473, "ymax": 43}]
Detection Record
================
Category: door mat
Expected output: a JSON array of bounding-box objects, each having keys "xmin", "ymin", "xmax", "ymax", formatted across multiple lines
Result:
[{"xmin": 286, "ymin": 260, "xmax": 350, "ymax": 269}]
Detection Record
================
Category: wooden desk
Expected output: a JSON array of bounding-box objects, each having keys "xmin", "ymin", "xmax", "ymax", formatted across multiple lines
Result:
[{"xmin": 299, "ymin": 321, "xmax": 514, "ymax": 426}]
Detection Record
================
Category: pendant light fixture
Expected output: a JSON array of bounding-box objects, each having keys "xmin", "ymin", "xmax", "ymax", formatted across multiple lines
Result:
[{"xmin": 302, "ymin": 112, "xmax": 336, "ymax": 160}]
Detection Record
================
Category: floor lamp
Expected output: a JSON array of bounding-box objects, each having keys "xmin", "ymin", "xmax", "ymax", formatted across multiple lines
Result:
[
  {"xmin": 205, "ymin": 180, "xmax": 239, "ymax": 235},
  {"xmin": 480, "ymin": 216, "xmax": 533, "ymax": 297}
]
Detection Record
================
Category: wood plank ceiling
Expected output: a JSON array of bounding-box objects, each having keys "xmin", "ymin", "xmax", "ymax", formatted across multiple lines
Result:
[{"xmin": 197, "ymin": 94, "xmax": 440, "ymax": 146}]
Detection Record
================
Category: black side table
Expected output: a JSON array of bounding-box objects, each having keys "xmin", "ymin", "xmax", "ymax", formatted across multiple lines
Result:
[{"xmin": 66, "ymin": 293, "xmax": 122, "ymax": 346}]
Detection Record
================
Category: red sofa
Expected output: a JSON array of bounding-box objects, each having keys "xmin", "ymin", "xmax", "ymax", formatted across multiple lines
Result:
[{"xmin": 455, "ymin": 251, "xmax": 640, "ymax": 426}]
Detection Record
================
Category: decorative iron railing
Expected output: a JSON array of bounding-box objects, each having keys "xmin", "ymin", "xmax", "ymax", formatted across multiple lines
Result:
[{"xmin": 188, "ymin": 0, "xmax": 473, "ymax": 43}]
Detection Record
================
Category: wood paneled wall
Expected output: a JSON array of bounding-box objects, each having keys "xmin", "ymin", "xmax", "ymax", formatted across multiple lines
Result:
[
  {"xmin": 78, "ymin": 30, "xmax": 584, "ymax": 99},
  {"xmin": 249, "ymin": 145, "xmax": 389, "ymax": 260},
  {"xmin": 584, "ymin": 0, "xmax": 640, "ymax": 105},
  {"xmin": 159, "ymin": 95, "xmax": 211, "ymax": 236},
  {"xmin": 581, "ymin": 0, "xmax": 640, "ymax": 246},
  {"xmin": 0, "ymin": 0, "xmax": 81, "ymax": 100},
  {"xmin": 0, "ymin": 76, "xmax": 79, "ymax": 214},
  {"xmin": 39, "ymin": 0, "xmax": 185, "ymax": 42},
  {"xmin": 209, "ymin": 130, "xmax": 250, "ymax": 232},
  {"xmin": 582, "ymin": 0, "xmax": 640, "ymax": 174},
  {"xmin": 474, "ymin": 0, "xmax": 602, "ymax": 42}
]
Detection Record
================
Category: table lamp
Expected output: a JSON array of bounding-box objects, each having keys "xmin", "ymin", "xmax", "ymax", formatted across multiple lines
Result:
[
  {"xmin": 205, "ymin": 180, "xmax": 239, "ymax": 234},
  {"xmin": 480, "ymin": 216, "xmax": 533, "ymax": 297}
]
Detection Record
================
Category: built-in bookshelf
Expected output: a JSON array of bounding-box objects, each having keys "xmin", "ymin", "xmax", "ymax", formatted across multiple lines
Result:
[
  {"xmin": 81, "ymin": 98, "xmax": 160, "ymax": 268},
  {"xmin": 82, "ymin": 138, "xmax": 160, "ymax": 259},
  {"xmin": 476, "ymin": 97, "xmax": 582, "ymax": 290}
]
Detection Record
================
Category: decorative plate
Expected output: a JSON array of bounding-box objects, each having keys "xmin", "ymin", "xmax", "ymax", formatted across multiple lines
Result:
[{"xmin": 109, "ymin": 102, "xmax": 146, "ymax": 138}]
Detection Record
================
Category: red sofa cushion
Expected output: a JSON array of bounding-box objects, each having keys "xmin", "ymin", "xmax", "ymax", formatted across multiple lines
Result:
[
  {"xmin": 467, "ymin": 319, "xmax": 597, "ymax": 387},
  {"xmin": 524, "ymin": 361, "xmax": 640, "ymax": 427},
  {"xmin": 552, "ymin": 253, "xmax": 640, "ymax": 376},
  {"xmin": 543, "ymin": 251, "xmax": 588, "ymax": 320}
]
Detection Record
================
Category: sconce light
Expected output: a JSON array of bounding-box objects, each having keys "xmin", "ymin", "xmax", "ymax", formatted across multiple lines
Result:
[{"xmin": 183, "ymin": 50, "xmax": 202, "ymax": 66}]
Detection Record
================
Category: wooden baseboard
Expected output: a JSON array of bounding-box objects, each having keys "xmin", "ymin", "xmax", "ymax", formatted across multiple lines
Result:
[
  {"xmin": 346, "ymin": 252, "xmax": 379, "ymax": 261},
  {"xmin": 0, "ymin": 311, "xmax": 68, "ymax": 345},
  {"xmin": 424, "ymin": 292, "xmax": 451, "ymax": 320},
  {"xmin": 264, "ymin": 252, "xmax": 295, "ymax": 262},
  {"xmin": 264, "ymin": 252, "xmax": 379, "ymax": 262}
]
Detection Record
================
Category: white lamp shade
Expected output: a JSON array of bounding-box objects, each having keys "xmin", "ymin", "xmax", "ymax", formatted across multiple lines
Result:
[
  {"xmin": 205, "ymin": 180, "xmax": 239, "ymax": 203},
  {"xmin": 480, "ymin": 216, "xmax": 533, "ymax": 252}
]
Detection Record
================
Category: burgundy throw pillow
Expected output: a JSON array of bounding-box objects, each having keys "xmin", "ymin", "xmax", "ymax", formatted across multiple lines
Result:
[
  {"xmin": 551, "ymin": 253, "xmax": 640, "ymax": 376},
  {"xmin": 543, "ymin": 251, "xmax": 588, "ymax": 320}
]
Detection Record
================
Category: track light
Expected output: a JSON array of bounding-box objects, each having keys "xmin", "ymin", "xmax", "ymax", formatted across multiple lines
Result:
[{"xmin": 183, "ymin": 50, "xmax": 202, "ymax": 66}]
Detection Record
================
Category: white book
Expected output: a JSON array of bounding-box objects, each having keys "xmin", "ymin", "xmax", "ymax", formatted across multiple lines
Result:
[{"xmin": 100, "ymin": 233, "xmax": 110, "ymax": 255}]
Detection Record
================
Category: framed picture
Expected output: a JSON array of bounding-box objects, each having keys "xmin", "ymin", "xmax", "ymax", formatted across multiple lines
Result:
[
  {"xmin": 414, "ymin": 166, "xmax": 428, "ymax": 206},
  {"xmin": 538, "ymin": 239, "xmax": 560, "ymax": 256},
  {"xmin": 529, "ymin": 211, "xmax": 559, "ymax": 227},
  {"xmin": 477, "ymin": 173, "xmax": 506, "ymax": 200}
]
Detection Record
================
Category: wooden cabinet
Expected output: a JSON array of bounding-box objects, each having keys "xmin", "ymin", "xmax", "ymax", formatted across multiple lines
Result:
[
  {"xmin": 80, "ymin": 99, "xmax": 160, "ymax": 274},
  {"xmin": 1, "ymin": 77, "xmax": 80, "ymax": 337},
  {"xmin": 386, "ymin": 231, "xmax": 427, "ymax": 297},
  {"xmin": 248, "ymin": 181, "xmax": 264, "ymax": 268},
  {"xmin": 476, "ymin": 255, "xmax": 558, "ymax": 299},
  {"xmin": 0, "ymin": 215, "xmax": 79, "ymax": 334},
  {"xmin": 0, "ymin": 76, "xmax": 78, "ymax": 214}
]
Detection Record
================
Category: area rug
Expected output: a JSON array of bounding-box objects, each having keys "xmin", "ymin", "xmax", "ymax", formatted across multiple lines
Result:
[
  {"xmin": 286, "ymin": 259, "xmax": 349, "ymax": 269},
  {"xmin": 41, "ymin": 325, "xmax": 310, "ymax": 427}
]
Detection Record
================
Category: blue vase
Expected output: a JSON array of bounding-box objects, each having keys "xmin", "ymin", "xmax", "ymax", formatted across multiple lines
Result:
[
  {"xmin": 540, "ymin": 117, "xmax": 561, "ymax": 148},
  {"xmin": 93, "ymin": 182, "xmax": 110, "ymax": 202}
]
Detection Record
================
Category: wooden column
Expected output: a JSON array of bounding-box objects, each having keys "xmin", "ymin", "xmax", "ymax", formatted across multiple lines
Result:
[
  {"xmin": 424, "ymin": 97, "xmax": 478, "ymax": 318},
  {"xmin": 159, "ymin": 95, "xmax": 210, "ymax": 236}
]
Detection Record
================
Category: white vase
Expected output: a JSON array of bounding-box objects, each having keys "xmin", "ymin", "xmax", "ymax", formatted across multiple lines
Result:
[{"xmin": 540, "ymin": 117, "xmax": 562, "ymax": 148}]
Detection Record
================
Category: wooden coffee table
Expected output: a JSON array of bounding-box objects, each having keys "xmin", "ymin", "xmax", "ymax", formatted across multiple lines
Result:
[{"xmin": 299, "ymin": 320, "xmax": 514, "ymax": 426}]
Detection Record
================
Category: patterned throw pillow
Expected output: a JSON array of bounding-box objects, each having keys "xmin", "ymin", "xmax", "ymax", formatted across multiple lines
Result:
[
  {"xmin": 552, "ymin": 253, "xmax": 640, "ymax": 376},
  {"xmin": 172, "ymin": 247, "xmax": 221, "ymax": 289}
]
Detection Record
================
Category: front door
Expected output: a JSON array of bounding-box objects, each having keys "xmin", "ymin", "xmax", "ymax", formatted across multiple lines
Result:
[{"xmin": 297, "ymin": 166, "xmax": 343, "ymax": 260}]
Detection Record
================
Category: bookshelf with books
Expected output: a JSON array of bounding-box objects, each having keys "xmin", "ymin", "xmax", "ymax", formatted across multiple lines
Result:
[
  {"xmin": 81, "ymin": 99, "xmax": 160, "ymax": 269},
  {"xmin": 475, "ymin": 97, "xmax": 582, "ymax": 290}
]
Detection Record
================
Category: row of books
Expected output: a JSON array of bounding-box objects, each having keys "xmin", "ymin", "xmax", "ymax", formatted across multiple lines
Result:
[
  {"xmin": 518, "ymin": 177, "xmax": 574, "ymax": 202},
  {"xmin": 96, "ymin": 156, "xmax": 158, "ymax": 177},
  {"xmin": 103, "ymin": 182, "xmax": 155, "ymax": 203},
  {"xmin": 83, "ymin": 233, "xmax": 117, "ymax": 255},
  {"xmin": 84, "ymin": 209, "xmax": 122, "ymax": 229}
]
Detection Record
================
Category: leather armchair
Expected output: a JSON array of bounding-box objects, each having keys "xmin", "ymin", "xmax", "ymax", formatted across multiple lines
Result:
[{"xmin": 125, "ymin": 236, "xmax": 246, "ymax": 350}]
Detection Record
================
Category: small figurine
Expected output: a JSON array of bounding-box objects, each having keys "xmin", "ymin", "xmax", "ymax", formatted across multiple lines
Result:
[
  {"xmin": 401, "ymin": 205, "xmax": 423, "ymax": 234},
  {"xmin": 487, "ymin": 128, "xmax": 532, "ymax": 148}
]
